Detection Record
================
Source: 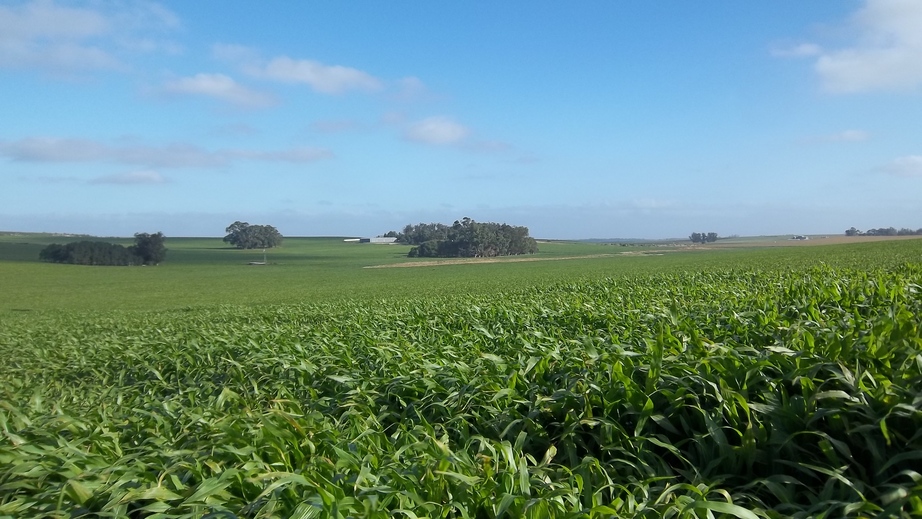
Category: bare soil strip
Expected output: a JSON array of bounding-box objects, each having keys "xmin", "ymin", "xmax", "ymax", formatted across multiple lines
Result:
[{"xmin": 364, "ymin": 253, "xmax": 622, "ymax": 269}]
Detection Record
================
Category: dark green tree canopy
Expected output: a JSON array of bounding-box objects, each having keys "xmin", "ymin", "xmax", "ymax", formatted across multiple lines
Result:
[
  {"xmin": 38, "ymin": 232, "xmax": 167, "ymax": 266},
  {"xmin": 130, "ymin": 232, "xmax": 167, "ymax": 265},
  {"xmin": 224, "ymin": 221, "xmax": 283, "ymax": 249},
  {"xmin": 392, "ymin": 217, "xmax": 538, "ymax": 258},
  {"xmin": 689, "ymin": 232, "xmax": 718, "ymax": 244}
]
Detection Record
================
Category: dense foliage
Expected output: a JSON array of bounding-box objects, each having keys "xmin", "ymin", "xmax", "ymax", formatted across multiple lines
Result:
[
  {"xmin": 385, "ymin": 222, "xmax": 450, "ymax": 245},
  {"xmin": 396, "ymin": 217, "xmax": 538, "ymax": 258},
  {"xmin": 223, "ymin": 221, "xmax": 283, "ymax": 249},
  {"xmin": 2, "ymin": 253, "xmax": 921, "ymax": 517},
  {"xmin": 38, "ymin": 232, "xmax": 166, "ymax": 266},
  {"xmin": 132, "ymin": 232, "xmax": 168, "ymax": 265},
  {"xmin": 689, "ymin": 232, "xmax": 719, "ymax": 243}
]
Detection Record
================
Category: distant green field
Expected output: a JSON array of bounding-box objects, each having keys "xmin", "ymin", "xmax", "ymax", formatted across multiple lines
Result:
[{"xmin": 2, "ymin": 234, "xmax": 922, "ymax": 316}]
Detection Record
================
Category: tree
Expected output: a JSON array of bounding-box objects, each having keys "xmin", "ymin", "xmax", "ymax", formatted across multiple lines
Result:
[
  {"xmin": 689, "ymin": 232, "xmax": 718, "ymax": 244},
  {"xmin": 129, "ymin": 232, "xmax": 167, "ymax": 265},
  {"xmin": 387, "ymin": 223, "xmax": 451, "ymax": 245},
  {"xmin": 223, "ymin": 221, "xmax": 283, "ymax": 249}
]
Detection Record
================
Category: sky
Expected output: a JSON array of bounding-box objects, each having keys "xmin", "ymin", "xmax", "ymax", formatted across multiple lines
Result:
[{"xmin": 1, "ymin": 0, "xmax": 920, "ymax": 239}]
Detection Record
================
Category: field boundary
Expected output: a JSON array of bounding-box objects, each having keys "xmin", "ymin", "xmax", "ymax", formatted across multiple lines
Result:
[{"xmin": 364, "ymin": 253, "xmax": 627, "ymax": 268}]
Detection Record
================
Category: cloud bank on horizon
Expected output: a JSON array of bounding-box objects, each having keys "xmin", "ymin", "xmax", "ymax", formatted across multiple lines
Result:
[{"xmin": 1, "ymin": 0, "xmax": 920, "ymax": 239}]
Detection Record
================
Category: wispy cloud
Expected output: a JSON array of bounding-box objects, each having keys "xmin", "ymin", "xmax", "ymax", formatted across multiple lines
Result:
[
  {"xmin": 161, "ymin": 73, "xmax": 275, "ymax": 107},
  {"xmin": 215, "ymin": 43, "xmax": 425, "ymax": 97},
  {"xmin": 404, "ymin": 116, "xmax": 470, "ymax": 145},
  {"xmin": 391, "ymin": 76, "xmax": 430, "ymax": 100},
  {"xmin": 230, "ymin": 147, "xmax": 334, "ymax": 162},
  {"xmin": 770, "ymin": 43, "xmax": 823, "ymax": 58},
  {"xmin": 0, "ymin": 0, "xmax": 180, "ymax": 73},
  {"xmin": 0, "ymin": 137, "xmax": 332, "ymax": 168},
  {"xmin": 882, "ymin": 155, "xmax": 922, "ymax": 177},
  {"xmin": 800, "ymin": 129, "xmax": 871, "ymax": 143},
  {"xmin": 777, "ymin": 0, "xmax": 922, "ymax": 93},
  {"xmin": 254, "ymin": 56, "xmax": 382, "ymax": 94},
  {"xmin": 212, "ymin": 43, "xmax": 260, "ymax": 66},
  {"xmin": 89, "ymin": 170, "xmax": 167, "ymax": 185}
]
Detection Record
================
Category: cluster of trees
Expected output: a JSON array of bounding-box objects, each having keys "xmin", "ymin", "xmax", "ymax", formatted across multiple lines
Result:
[
  {"xmin": 846, "ymin": 227, "xmax": 922, "ymax": 237},
  {"xmin": 383, "ymin": 222, "xmax": 450, "ymax": 245},
  {"xmin": 689, "ymin": 232, "xmax": 719, "ymax": 243},
  {"xmin": 224, "ymin": 221, "xmax": 283, "ymax": 249},
  {"xmin": 39, "ymin": 232, "xmax": 167, "ymax": 266},
  {"xmin": 387, "ymin": 217, "xmax": 538, "ymax": 258}
]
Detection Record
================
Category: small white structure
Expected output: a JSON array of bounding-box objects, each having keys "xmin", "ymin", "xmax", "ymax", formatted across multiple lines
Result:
[
  {"xmin": 359, "ymin": 237, "xmax": 398, "ymax": 244},
  {"xmin": 249, "ymin": 249, "xmax": 268, "ymax": 265}
]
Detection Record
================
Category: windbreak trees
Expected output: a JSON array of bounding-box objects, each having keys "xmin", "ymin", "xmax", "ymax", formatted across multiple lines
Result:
[
  {"xmin": 400, "ymin": 217, "xmax": 538, "ymax": 258},
  {"xmin": 38, "ymin": 232, "xmax": 166, "ymax": 266},
  {"xmin": 223, "ymin": 221, "xmax": 283, "ymax": 249}
]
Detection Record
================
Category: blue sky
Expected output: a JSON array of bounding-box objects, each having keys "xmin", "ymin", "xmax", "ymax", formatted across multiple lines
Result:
[{"xmin": 1, "ymin": 0, "xmax": 920, "ymax": 239}]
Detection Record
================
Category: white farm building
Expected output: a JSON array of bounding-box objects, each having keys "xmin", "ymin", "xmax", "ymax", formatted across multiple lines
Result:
[{"xmin": 344, "ymin": 237, "xmax": 398, "ymax": 244}]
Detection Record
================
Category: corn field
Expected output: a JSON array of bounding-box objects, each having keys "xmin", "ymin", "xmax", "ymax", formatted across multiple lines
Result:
[{"xmin": 2, "ymin": 262, "xmax": 921, "ymax": 518}]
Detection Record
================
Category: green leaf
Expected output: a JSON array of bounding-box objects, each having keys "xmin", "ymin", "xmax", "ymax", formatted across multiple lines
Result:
[{"xmin": 681, "ymin": 500, "xmax": 760, "ymax": 519}]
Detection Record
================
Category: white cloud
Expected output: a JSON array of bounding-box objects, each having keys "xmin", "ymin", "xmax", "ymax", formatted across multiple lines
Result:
[
  {"xmin": 162, "ymin": 73, "xmax": 275, "ymax": 107},
  {"xmin": 882, "ymin": 155, "xmax": 922, "ymax": 177},
  {"xmin": 0, "ymin": 137, "xmax": 109, "ymax": 162},
  {"xmin": 212, "ymin": 43, "xmax": 394, "ymax": 96},
  {"xmin": 782, "ymin": 0, "xmax": 922, "ymax": 93},
  {"xmin": 116, "ymin": 143, "xmax": 228, "ymax": 168},
  {"xmin": 0, "ymin": 137, "xmax": 332, "ymax": 168},
  {"xmin": 404, "ymin": 116, "xmax": 470, "ymax": 145},
  {"xmin": 89, "ymin": 170, "xmax": 167, "ymax": 185},
  {"xmin": 0, "ymin": 0, "xmax": 180, "ymax": 73},
  {"xmin": 256, "ymin": 56, "xmax": 382, "ymax": 94}
]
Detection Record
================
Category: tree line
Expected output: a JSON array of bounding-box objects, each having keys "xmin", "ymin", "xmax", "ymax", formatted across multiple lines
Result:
[
  {"xmin": 39, "ymin": 232, "xmax": 167, "ymax": 266},
  {"xmin": 385, "ymin": 217, "xmax": 539, "ymax": 258},
  {"xmin": 689, "ymin": 232, "xmax": 719, "ymax": 243},
  {"xmin": 845, "ymin": 227, "xmax": 922, "ymax": 237}
]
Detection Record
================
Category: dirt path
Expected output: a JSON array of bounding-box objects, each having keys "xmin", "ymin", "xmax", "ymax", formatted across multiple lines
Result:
[{"xmin": 364, "ymin": 253, "xmax": 622, "ymax": 269}]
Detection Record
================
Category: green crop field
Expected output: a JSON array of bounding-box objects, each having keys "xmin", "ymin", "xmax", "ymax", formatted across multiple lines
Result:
[
  {"xmin": 0, "ymin": 235, "xmax": 665, "ymax": 315},
  {"xmin": 1, "ymin": 236, "xmax": 921, "ymax": 517}
]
